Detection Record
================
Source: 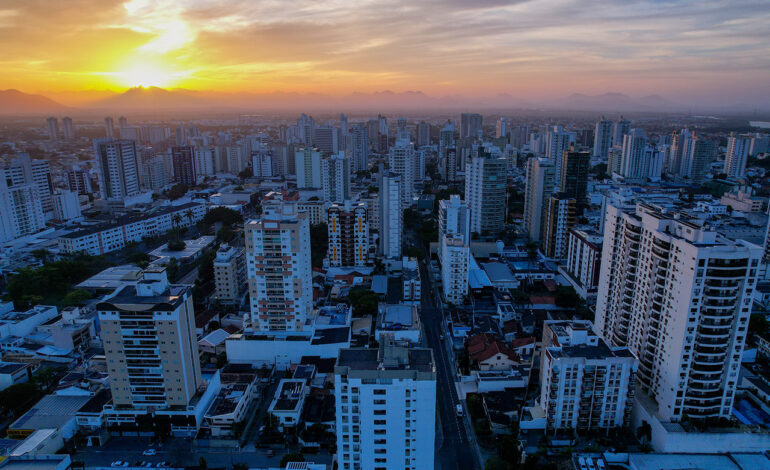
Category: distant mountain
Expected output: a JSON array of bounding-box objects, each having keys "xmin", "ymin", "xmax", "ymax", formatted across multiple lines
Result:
[
  {"xmin": 95, "ymin": 86, "xmax": 212, "ymax": 110},
  {"xmin": 0, "ymin": 89, "xmax": 67, "ymax": 115},
  {"xmin": 553, "ymin": 92, "xmax": 679, "ymax": 111}
]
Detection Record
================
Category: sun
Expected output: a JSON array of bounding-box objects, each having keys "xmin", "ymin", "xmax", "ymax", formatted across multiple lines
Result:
[{"xmin": 116, "ymin": 61, "xmax": 177, "ymax": 89}]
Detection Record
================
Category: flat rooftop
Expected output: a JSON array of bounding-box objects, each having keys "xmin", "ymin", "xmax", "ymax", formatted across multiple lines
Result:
[{"xmin": 96, "ymin": 284, "xmax": 190, "ymax": 312}]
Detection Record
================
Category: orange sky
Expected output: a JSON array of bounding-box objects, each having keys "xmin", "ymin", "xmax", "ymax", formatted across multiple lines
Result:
[{"xmin": 1, "ymin": 0, "xmax": 769, "ymax": 106}]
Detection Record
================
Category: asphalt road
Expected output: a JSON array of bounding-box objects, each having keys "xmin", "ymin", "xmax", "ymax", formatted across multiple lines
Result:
[{"xmin": 420, "ymin": 261, "xmax": 480, "ymax": 470}]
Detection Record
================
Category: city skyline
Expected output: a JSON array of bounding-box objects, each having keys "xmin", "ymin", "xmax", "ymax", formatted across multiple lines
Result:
[{"xmin": 1, "ymin": 0, "xmax": 769, "ymax": 109}]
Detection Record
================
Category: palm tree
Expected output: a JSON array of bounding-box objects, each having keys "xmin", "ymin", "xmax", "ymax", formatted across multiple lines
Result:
[
  {"xmin": 172, "ymin": 213, "xmax": 183, "ymax": 241},
  {"xmin": 184, "ymin": 208, "xmax": 194, "ymax": 226}
]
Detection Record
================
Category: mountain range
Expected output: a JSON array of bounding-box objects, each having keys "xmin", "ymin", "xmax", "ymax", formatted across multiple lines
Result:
[{"xmin": 0, "ymin": 87, "xmax": 702, "ymax": 115}]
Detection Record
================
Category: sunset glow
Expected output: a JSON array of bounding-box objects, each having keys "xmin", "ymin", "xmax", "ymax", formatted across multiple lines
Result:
[{"xmin": 0, "ymin": 0, "xmax": 768, "ymax": 107}]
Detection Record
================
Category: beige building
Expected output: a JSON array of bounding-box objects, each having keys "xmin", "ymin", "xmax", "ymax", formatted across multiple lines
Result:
[
  {"xmin": 213, "ymin": 244, "xmax": 246, "ymax": 304},
  {"xmin": 98, "ymin": 267, "xmax": 202, "ymax": 410}
]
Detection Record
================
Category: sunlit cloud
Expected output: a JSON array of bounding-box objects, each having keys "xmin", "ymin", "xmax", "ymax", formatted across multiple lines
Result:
[{"xmin": 0, "ymin": 0, "xmax": 767, "ymax": 106}]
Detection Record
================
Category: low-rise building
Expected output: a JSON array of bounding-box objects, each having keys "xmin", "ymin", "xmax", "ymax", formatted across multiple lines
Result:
[
  {"xmin": 375, "ymin": 303, "xmax": 421, "ymax": 344},
  {"xmin": 402, "ymin": 257, "xmax": 421, "ymax": 301},
  {"xmin": 268, "ymin": 379, "xmax": 308, "ymax": 431},
  {"xmin": 204, "ymin": 364, "xmax": 260, "ymax": 437}
]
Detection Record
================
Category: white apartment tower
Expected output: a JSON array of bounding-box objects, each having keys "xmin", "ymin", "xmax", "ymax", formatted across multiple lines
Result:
[
  {"xmin": 379, "ymin": 172, "xmax": 403, "ymax": 259},
  {"xmin": 322, "ymin": 152, "xmax": 351, "ymax": 204},
  {"xmin": 596, "ymin": 202, "xmax": 761, "ymax": 422},
  {"xmin": 0, "ymin": 168, "xmax": 45, "ymax": 242},
  {"xmin": 524, "ymin": 157, "xmax": 556, "ymax": 242},
  {"xmin": 388, "ymin": 134, "xmax": 416, "ymax": 206},
  {"xmin": 545, "ymin": 125, "xmax": 576, "ymax": 177},
  {"xmin": 46, "ymin": 117, "xmax": 58, "ymax": 141},
  {"xmin": 245, "ymin": 198, "xmax": 313, "ymax": 332},
  {"xmin": 328, "ymin": 201, "xmax": 370, "ymax": 268},
  {"xmin": 94, "ymin": 138, "xmax": 141, "ymax": 201},
  {"xmin": 441, "ymin": 234, "xmax": 470, "ymax": 304},
  {"xmin": 62, "ymin": 117, "xmax": 74, "ymax": 140},
  {"xmin": 438, "ymin": 195, "xmax": 470, "ymax": 249},
  {"xmin": 724, "ymin": 132, "xmax": 750, "ymax": 179},
  {"xmin": 335, "ymin": 340, "xmax": 436, "ymax": 470},
  {"xmin": 465, "ymin": 154, "xmax": 507, "ymax": 236},
  {"xmin": 295, "ymin": 147, "xmax": 322, "ymax": 188},
  {"xmin": 540, "ymin": 320, "xmax": 637, "ymax": 432},
  {"xmin": 496, "ymin": 117, "xmax": 508, "ymax": 139}
]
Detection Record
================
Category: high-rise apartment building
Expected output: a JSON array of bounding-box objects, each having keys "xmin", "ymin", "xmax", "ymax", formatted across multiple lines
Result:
[
  {"xmin": 328, "ymin": 201, "xmax": 370, "ymax": 268},
  {"xmin": 388, "ymin": 134, "xmax": 416, "ymax": 206},
  {"xmin": 295, "ymin": 147, "xmax": 322, "ymax": 188},
  {"xmin": 496, "ymin": 117, "xmax": 508, "ymax": 139},
  {"xmin": 679, "ymin": 133, "xmax": 716, "ymax": 183},
  {"xmin": 314, "ymin": 125, "xmax": 339, "ymax": 156},
  {"xmin": 171, "ymin": 146, "xmax": 196, "ymax": 186},
  {"xmin": 4, "ymin": 153, "xmax": 54, "ymax": 217},
  {"xmin": 118, "ymin": 116, "xmax": 128, "ymax": 129},
  {"xmin": 67, "ymin": 168, "xmax": 92, "ymax": 195},
  {"xmin": 540, "ymin": 320, "xmax": 637, "ymax": 433},
  {"xmin": 724, "ymin": 132, "xmax": 750, "ymax": 178},
  {"xmin": 563, "ymin": 229, "xmax": 603, "ymax": 299},
  {"xmin": 416, "ymin": 121, "xmax": 431, "ymax": 147},
  {"xmin": 62, "ymin": 116, "xmax": 74, "ymax": 140},
  {"xmin": 98, "ymin": 266, "xmax": 202, "ymax": 410},
  {"xmin": 667, "ymin": 129, "xmax": 691, "ymax": 176},
  {"xmin": 46, "ymin": 117, "xmax": 58, "ymax": 141},
  {"xmin": 560, "ymin": 148, "xmax": 590, "ymax": 210},
  {"xmin": 350, "ymin": 123, "xmax": 369, "ymax": 172},
  {"xmin": 0, "ymin": 168, "xmax": 45, "ymax": 242},
  {"xmin": 322, "ymin": 152, "xmax": 351, "ymax": 204},
  {"xmin": 465, "ymin": 154, "xmax": 506, "ymax": 236},
  {"xmin": 379, "ymin": 172, "xmax": 402, "ymax": 259},
  {"xmin": 612, "ymin": 116, "xmax": 631, "ymax": 147},
  {"xmin": 245, "ymin": 198, "xmax": 312, "ymax": 332},
  {"xmin": 214, "ymin": 243, "xmax": 247, "ymax": 304},
  {"xmin": 596, "ymin": 202, "xmax": 761, "ymax": 422},
  {"xmin": 460, "ymin": 113, "xmax": 483, "ymax": 139},
  {"xmin": 593, "ymin": 116, "xmax": 613, "ymax": 159},
  {"xmin": 94, "ymin": 138, "xmax": 141, "ymax": 201},
  {"xmin": 619, "ymin": 129, "xmax": 663, "ymax": 182},
  {"xmin": 441, "ymin": 234, "xmax": 469, "ymax": 304},
  {"xmin": 524, "ymin": 157, "xmax": 556, "ymax": 242},
  {"xmin": 438, "ymin": 195, "xmax": 470, "ymax": 249},
  {"xmin": 335, "ymin": 340, "xmax": 436, "ymax": 470},
  {"xmin": 545, "ymin": 126, "xmax": 576, "ymax": 177},
  {"xmin": 105, "ymin": 117, "xmax": 115, "ymax": 138},
  {"xmin": 542, "ymin": 192, "xmax": 576, "ymax": 259}
]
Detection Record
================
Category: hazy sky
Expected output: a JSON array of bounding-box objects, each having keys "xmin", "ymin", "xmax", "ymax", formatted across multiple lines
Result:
[{"xmin": 1, "ymin": 0, "xmax": 769, "ymax": 105}]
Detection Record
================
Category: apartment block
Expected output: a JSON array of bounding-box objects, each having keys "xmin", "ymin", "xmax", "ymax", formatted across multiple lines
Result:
[
  {"xmin": 596, "ymin": 202, "xmax": 761, "ymax": 422},
  {"xmin": 213, "ymin": 243, "xmax": 247, "ymax": 304},
  {"xmin": 328, "ymin": 201, "xmax": 370, "ymax": 268},
  {"xmin": 335, "ymin": 340, "xmax": 436, "ymax": 470},
  {"xmin": 540, "ymin": 320, "xmax": 637, "ymax": 432}
]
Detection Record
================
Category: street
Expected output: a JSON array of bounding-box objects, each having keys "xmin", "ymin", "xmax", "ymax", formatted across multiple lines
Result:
[{"xmin": 420, "ymin": 261, "xmax": 481, "ymax": 470}]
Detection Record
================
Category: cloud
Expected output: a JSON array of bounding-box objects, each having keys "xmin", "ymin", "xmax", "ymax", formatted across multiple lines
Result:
[{"xmin": 0, "ymin": 0, "xmax": 768, "ymax": 107}]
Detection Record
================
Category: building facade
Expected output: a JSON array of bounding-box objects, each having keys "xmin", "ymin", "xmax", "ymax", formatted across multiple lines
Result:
[
  {"xmin": 595, "ymin": 202, "xmax": 761, "ymax": 422},
  {"xmin": 328, "ymin": 201, "xmax": 370, "ymax": 268}
]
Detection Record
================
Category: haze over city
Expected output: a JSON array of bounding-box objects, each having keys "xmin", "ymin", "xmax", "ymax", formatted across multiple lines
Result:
[
  {"xmin": 1, "ymin": 0, "xmax": 770, "ymax": 111},
  {"xmin": 3, "ymin": 2, "xmax": 770, "ymax": 470}
]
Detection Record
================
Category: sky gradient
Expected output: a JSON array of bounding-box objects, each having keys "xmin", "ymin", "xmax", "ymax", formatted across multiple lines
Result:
[{"xmin": 1, "ymin": 0, "xmax": 769, "ymax": 107}]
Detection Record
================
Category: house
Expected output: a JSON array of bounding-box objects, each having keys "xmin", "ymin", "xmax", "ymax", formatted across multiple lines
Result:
[
  {"xmin": 268, "ymin": 379, "xmax": 308, "ymax": 431},
  {"xmin": 198, "ymin": 329, "xmax": 231, "ymax": 356},
  {"xmin": 511, "ymin": 337, "xmax": 536, "ymax": 358},
  {"xmin": 467, "ymin": 334, "xmax": 519, "ymax": 371}
]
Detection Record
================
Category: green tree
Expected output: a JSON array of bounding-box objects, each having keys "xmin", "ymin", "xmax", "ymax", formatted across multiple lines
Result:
[
  {"xmin": 61, "ymin": 289, "xmax": 92, "ymax": 307},
  {"xmin": 280, "ymin": 452, "xmax": 305, "ymax": 467},
  {"xmin": 348, "ymin": 288, "xmax": 379, "ymax": 316},
  {"xmin": 167, "ymin": 239, "xmax": 186, "ymax": 251},
  {"xmin": 165, "ymin": 258, "xmax": 179, "ymax": 282},
  {"xmin": 167, "ymin": 183, "xmax": 189, "ymax": 201},
  {"xmin": 202, "ymin": 207, "xmax": 244, "ymax": 227},
  {"xmin": 0, "ymin": 382, "xmax": 39, "ymax": 416}
]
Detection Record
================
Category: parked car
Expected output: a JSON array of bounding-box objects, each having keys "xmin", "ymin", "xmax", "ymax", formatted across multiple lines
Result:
[
  {"xmin": 143, "ymin": 449, "xmax": 157, "ymax": 456},
  {"xmin": 111, "ymin": 462, "xmax": 129, "ymax": 468},
  {"xmin": 456, "ymin": 404, "xmax": 464, "ymax": 417}
]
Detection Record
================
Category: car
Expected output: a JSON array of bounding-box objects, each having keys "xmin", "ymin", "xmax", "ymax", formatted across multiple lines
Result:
[
  {"xmin": 439, "ymin": 333, "xmax": 445, "ymax": 341},
  {"xmin": 156, "ymin": 462, "xmax": 170, "ymax": 468},
  {"xmin": 456, "ymin": 404, "xmax": 464, "ymax": 417},
  {"xmin": 266, "ymin": 449, "xmax": 274, "ymax": 457},
  {"xmin": 111, "ymin": 462, "xmax": 129, "ymax": 468},
  {"xmin": 143, "ymin": 449, "xmax": 157, "ymax": 456}
]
